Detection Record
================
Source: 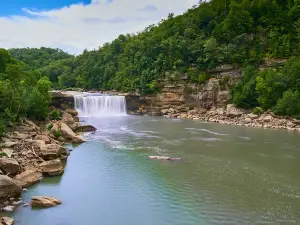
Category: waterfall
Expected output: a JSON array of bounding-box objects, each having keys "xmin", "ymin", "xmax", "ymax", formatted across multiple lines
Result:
[{"xmin": 74, "ymin": 94, "xmax": 127, "ymax": 117}]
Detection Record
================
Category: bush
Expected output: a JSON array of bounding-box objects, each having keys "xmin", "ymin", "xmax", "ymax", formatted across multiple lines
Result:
[
  {"xmin": 50, "ymin": 109, "xmax": 61, "ymax": 120},
  {"xmin": 52, "ymin": 129, "xmax": 62, "ymax": 138},
  {"xmin": 46, "ymin": 123, "xmax": 53, "ymax": 130},
  {"xmin": 273, "ymin": 90, "xmax": 300, "ymax": 116},
  {"xmin": 253, "ymin": 107, "xmax": 263, "ymax": 115},
  {"xmin": 0, "ymin": 119, "xmax": 7, "ymax": 139},
  {"xmin": 295, "ymin": 115, "xmax": 300, "ymax": 120}
]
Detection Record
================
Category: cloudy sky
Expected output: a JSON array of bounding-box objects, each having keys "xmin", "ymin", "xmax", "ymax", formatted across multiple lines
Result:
[{"xmin": 0, "ymin": 0, "xmax": 198, "ymax": 54}]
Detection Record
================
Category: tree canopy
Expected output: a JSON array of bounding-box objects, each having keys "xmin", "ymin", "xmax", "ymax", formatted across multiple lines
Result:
[{"xmin": 8, "ymin": 0, "xmax": 300, "ymax": 116}]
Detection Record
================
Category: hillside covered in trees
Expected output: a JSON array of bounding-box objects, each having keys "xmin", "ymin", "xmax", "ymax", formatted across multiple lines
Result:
[
  {"xmin": 0, "ymin": 49, "xmax": 52, "ymax": 136},
  {"xmin": 7, "ymin": 0, "xmax": 300, "ymax": 116}
]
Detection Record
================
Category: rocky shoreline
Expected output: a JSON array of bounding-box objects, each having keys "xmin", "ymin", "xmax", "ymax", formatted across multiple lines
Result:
[
  {"xmin": 129, "ymin": 104, "xmax": 300, "ymax": 132},
  {"xmin": 0, "ymin": 108, "xmax": 95, "ymax": 224}
]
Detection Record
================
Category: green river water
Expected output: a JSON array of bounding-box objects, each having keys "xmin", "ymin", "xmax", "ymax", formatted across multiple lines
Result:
[{"xmin": 2, "ymin": 116, "xmax": 300, "ymax": 224}]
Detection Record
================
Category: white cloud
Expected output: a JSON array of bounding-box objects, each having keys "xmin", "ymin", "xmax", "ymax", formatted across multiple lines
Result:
[{"xmin": 0, "ymin": 0, "xmax": 198, "ymax": 54}]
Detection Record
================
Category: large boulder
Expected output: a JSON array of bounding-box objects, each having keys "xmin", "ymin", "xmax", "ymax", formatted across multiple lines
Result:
[
  {"xmin": 0, "ymin": 158, "xmax": 20, "ymax": 175},
  {"xmin": 39, "ymin": 159, "xmax": 64, "ymax": 176},
  {"xmin": 0, "ymin": 175, "xmax": 22, "ymax": 201},
  {"xmin": 226, "ymin": 104, "xmax": 246, "ymax": 117},
  {"xmin": 0, "ymin": 217, "xmax": 15, "ymax": 225},
  {"xmin": 31, "ymin": 196, "xmax": 62, "ymax": 208},
  {"xmin": 14, "ymin": 169, "xmax": 42, "ymax": 188},
  {"xmin": 59, "ymin": 122, "xmax": 85, "ymax": 143},
  {"xmin": 38, "ymin": 144, "xmax": 68, "ymax": 160},
  {"xmin": 74, "ymin": 125, "xmax": 97, "ymax": 133}
]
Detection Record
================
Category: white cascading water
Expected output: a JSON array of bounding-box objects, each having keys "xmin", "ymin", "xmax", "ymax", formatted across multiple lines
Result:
[{"xmin": 74, "ymin": 94, "xmax": 127, "ymax": 117}]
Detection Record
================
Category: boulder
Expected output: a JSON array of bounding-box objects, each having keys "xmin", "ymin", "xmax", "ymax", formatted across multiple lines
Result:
[
  {"xmin": 161, "ymin": 109, "xmax": 169, "ymax": 115},
  {"xmin": 59, "ymin": 122, "xmax": 85, "ymax": 143},
  {"xmin": 62, "ymin": 113, "xmax": 74, "ymax": 124},
  {"xmin": 287, "ymin": 121, "xmax": 296, "ymax": 128},
  {"xmin": 65, "ymin": 108, "xmax": 78, "ymax": 117},
  {"xmin": 39, "ymin": 159, "xmax": 64, "ymax": 176},
  {"xmin": 74, "ymin": 125, "xmax": 97, "ymax": 133},
  {"xmin": 263, "ymin": 115, "xmax": 273, "ymax": 122},
  {"xmin": 38, "ymin": 144, "xmax": 67, "ymax": 160},
  {"xmin": 34, "ymin": 135, "xmax": 51, "ymax": 144},
  {"xmin": 31, "ymin": 196, "xmax": 62, "ymax": 208},
  {"xmin": 247, "ymin": 113, "xmax": 259, "ymax": 119},
  {"xmin": 0, "ymin": 158, "xmax": 20, "ymax": 175},
  {"xmin": 148, "ymin": 156, "xmax": 182, "ymax": 161},
  {"xmin": 10, "ymin": 132, "xmax": 30, "ymax": 140},
  {"xmin": 0, "ymin": 175, "xmax": 22, "ymax": 201},
  {"xmin": 14, "ymin": 169, "xmax": 42, "ymax": 188},
  {"xmin": 0, "ymin": 217, "xmax": 15, "ymax": 225},
  {"xmin": 226, "ymin": 104, "xmax": 246, "ymax": 117},
  {"xmin": 2, "ymin": 205, "xmax": 16, "ymax": 212},
  {"xmin": 244, "ymin": 118, "xmax": 252, "ymax": 124}
]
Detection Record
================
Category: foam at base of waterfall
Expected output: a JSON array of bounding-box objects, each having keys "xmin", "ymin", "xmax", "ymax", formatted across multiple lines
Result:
[{"xmin": 75, "ymin": 94, "xmax": 127, "ymax": 117}]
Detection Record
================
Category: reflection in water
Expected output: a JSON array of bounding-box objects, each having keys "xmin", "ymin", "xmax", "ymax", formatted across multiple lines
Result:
[{"xmin": 4, "ymin": 116, "xmax": 300, "ymax": 225}]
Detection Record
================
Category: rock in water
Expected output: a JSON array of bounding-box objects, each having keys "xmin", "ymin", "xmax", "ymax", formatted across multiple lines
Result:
[
  {"xmin": 0, "ymin": 217, "xmax": 15, "ymax": 225},
  {"xmin": 14, "ymin": 169, "xmax": 42, "ymax": 188},
  {"xmin": 0, "ymin": 158, "xmax": 20, "ymax": 176},
  {"xmin": 74, "ymin": 125, "xmax": 97, "ymax": 133},
  {"xmin": 148, "ymin": 156, "xmax": 182, "ymax": 161},
  {"xmin": 39, "ymin": 159, "xmax": 64, "ymax": 176},
  {"xmin": 31, "ymin": 196, "xmax": 62, "ymax": 208},
  {"xmin": 0, "ymin": 175, "xmax": 22, "ymax": 201}
]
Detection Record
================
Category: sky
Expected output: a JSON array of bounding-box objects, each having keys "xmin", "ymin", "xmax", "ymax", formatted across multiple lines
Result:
[{"xmin": 0, "ymin": 0, "xmax": 198, "ymax": 54}]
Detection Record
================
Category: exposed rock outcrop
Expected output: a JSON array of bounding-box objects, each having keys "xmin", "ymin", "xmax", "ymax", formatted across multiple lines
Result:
[{"xmin": 31, "ymin": 196, "xmax": 62, "ymax": 208}]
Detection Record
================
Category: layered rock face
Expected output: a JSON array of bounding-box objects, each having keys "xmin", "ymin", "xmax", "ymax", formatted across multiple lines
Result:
[{"xmin": 127, "ymin": 65, "xmax": 242, "ymax": 115}]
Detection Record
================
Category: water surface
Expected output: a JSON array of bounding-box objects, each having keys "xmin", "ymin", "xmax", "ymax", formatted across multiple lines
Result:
[{"xmin": 3, "ymin": 116, "xmax": 300, "ymax": 224}]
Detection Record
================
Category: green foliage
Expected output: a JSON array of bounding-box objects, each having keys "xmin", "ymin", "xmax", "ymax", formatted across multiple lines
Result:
[
  {"xmin": 52, "ymin": 129, "xmax": 62, "ymax": 139},
  {"xmin": 9, "ymin": 48, "xmax": 73, "ymax": 69},
  {"xmin": 50, "ymin": 109, "xmax": 61, "ymax": 120},
  {"xmin": 46, "ymin": 123, "xmax": 53, "ymax": 131},
  {"xmin": 0, "ymin": 48, "xmax": 53, "ymax": 136},
  {"xmin": 273, "ymin": 90, "xmax": 300, "ymax": 116},
  {"xmin": 0, "ymin": 152, "xmax": 8, "ymax": 157},
  {"xmin": 9, "ymin": 0, "xmax": 299, "ymax": 95},
  {"xmin": 232, "ymin": 66, "xmax": 259, "ymax": 108},
  {"xmin": 295, "ymin": 115, "xmax": 300, "ymax": 120},
  {"xmin": 253, "ymin": 107, "xmax": 263, "ymax": 115}
]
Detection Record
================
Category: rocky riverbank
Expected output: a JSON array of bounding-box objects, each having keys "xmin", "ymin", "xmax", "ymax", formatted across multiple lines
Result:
[
  {"xmin": 129, "ymin": 104, "xmax": 300, "ymax": 132},
  {"xmin": 0, "ymin": 108, "xmax": 95, "ymax": 223}
]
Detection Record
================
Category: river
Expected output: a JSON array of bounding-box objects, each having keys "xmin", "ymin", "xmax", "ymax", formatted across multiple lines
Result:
[{"xmin": 4, "ymin": 115, "xmax": 300, "ymax": 224}]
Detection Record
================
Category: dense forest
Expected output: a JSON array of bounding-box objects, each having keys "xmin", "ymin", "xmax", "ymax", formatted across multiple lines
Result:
[
  {"xmin": 0, "ymin": 49, "xmax": 52, "ymax": 136},
  {"xmin": 5, "ymin": 0, "xmax": 300, "ymax": 117}
]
